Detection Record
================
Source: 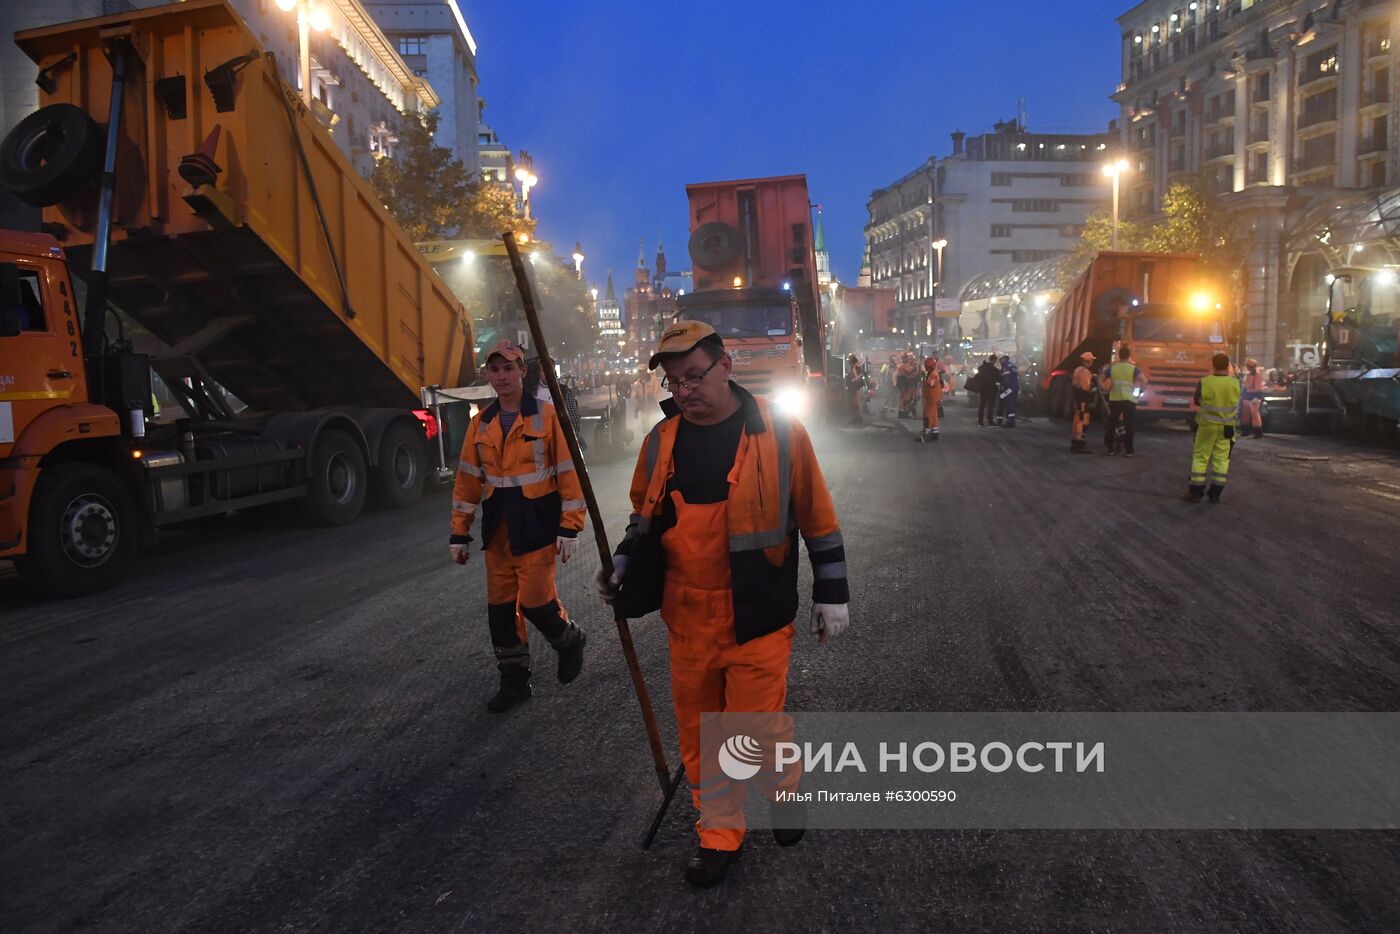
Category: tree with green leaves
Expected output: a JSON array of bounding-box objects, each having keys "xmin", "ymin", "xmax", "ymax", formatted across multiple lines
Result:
[
  {"xmin": 1059, "ymin": 172, "xmax": 1248, "ymax": 290},
  {"xmin": 367, "ymin": 111, "xmax": 533, "ymax": 242}
]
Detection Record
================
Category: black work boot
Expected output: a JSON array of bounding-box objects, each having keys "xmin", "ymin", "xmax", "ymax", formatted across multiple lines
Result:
[
  {"xmin": 1180, "ymin": 485, "xmax": 1205, "ymax": 504},
  {"xmin": 490, "ymin": 663, "xmax": 537, "ymax": 716},
  {"xmin": 684, "ymin": 843, "xmax": 743, "ymax": 888},
  {"xmin": 1206, "ymin": 484, "xmax": 1224, "ymax": 504},
  {"xmin": 551, "ymin": 623, "xmax": 587, "ymax": 684},
  {"xmin": 771, "ymin": 799, "xmax": 807, "ymax": 847}
]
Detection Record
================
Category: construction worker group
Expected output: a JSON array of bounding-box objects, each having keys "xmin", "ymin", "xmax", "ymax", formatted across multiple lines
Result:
[
  {"xmin": 447, "ymin": 328, "xmax": 1259, "ymax": 890},
  {"xmin": 1067, "ymin": 344, "xmax": 1250, "ymax": 503},
  {"xmin": 450, "ymin": 326, "xmax": 849, "ymax": 889}
]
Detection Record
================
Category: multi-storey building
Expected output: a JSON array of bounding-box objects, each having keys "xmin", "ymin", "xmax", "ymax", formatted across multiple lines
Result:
[
  {"xmin": 366, "ymin": 0, "xmax": 482, "ymax": 173},
  {"xmin": 624, "ymin": 239, "xmax": 688, "ymax": 349},
  {"xmin": 476, "ymin": 113, "xmax": 514, "ymax": 187},
  {"xmin": 1115, "ymin": 0, "xmax": 1398, "ymax": 365},
  {"xmin": 866, "ymin": 121, "xmax": 1112, "ymax": 348}
]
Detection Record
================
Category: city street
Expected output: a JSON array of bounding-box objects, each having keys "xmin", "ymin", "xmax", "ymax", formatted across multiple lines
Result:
[{"xmin": 3, "ymin": 402, "xmax": 1399, "ymax": 932}]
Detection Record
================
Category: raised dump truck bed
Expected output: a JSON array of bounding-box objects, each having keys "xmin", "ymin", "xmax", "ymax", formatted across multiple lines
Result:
[
  {"xmin": 0, "ymin": 0, "xmax": 478, "ymax": 597},
  {"xmin": 13, "ymin": 0, "xmax": 473, "ymax": 411}
]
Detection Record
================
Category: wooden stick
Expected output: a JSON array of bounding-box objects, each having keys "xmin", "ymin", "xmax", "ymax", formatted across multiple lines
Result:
[{"xmin": 501, "ymin": 233, "xmax": 673, "ymax": 798}]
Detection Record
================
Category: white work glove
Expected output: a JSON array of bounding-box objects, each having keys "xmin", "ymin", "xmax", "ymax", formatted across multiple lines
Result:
[
  {"xmin": 449, "ymin": 543, "xmax": 470, "ymax": 565},
  {"xmin": 594, "ymin": 554, "xmax": 628, "ymax": 605},
  {"xmin": 556, "ymin": 536, "xmax": 579, "ymax": 564},
  {"xmin": 810, "ymin": 603, "xmax": 850, "ymax": 644}
]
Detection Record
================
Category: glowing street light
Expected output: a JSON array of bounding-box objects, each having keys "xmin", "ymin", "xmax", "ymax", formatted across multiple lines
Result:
[
  {"xmin": 515, "ymin": 166, "xmax": 538, "ymax": 220},
  {"xmin": 930, "ymin": 238, "xmax": 948, "ymax": 296},
  {"xmin": 274, "ymin": 0, "xmax": 330, "ymax": 107},
  {"xmin": 571, "ymin": 242, "xmax": 585, "ymax": 279},
  {"xmin": 1102, "ymin": 159, "xmax": 1131, "ymax": 250}
]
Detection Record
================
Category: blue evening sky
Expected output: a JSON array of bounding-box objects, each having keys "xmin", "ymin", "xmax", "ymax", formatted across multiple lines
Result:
[{"xmin": 461, "ymin": 0, "xmax": 1124, "ymax": 289}]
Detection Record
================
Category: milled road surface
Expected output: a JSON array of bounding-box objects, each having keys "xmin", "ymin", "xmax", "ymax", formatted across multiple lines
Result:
[{"xmin": 3, "ymin": 400, "xmax": 1399, "ymax": 932}]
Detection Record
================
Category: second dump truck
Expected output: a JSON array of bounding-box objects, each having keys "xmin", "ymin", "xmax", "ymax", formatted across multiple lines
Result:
[
  {"xmin": 0, "ymin": 0, "xmax": 478, "ymax": 596},
  {"xmin": 1042, "ymin": 252, "xmax": 1229, "ymax": 421},
  {"xmin": 676, "ymin": 174, "xmax": 828, "ymax": 416}
]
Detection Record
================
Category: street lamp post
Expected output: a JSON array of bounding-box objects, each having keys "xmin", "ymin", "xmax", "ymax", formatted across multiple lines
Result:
[
  {"xmin": 571, "ymin": 242, "xmax": 585, "ymax": 280},
  {"xmin": 274, "ymin": 0, "xmax": 329, "ymax": 107},
  {"xmin": 515, "ymin": 165, "xmax": 538, "ymax": 220},
  {"xmin": 1102, "ymin": 159, "xmax": 1130, "ymax": 250}
]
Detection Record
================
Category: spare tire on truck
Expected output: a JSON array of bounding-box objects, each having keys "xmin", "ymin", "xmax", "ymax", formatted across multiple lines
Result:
[
  {"xmin": 15, "ymin": 462, "xmax": 138, "ymax": 598},
  {"xmin": 0, "ymin": 104, "xmax": 104, "ymax": 207}
]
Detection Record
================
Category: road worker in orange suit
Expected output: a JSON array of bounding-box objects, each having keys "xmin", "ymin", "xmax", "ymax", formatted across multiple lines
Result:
[
  {"xmin": 594, "ymin": 321, "xmax": 850, "ymax": 888},
  {"xmin": 450, "ymin": 340, "xmax": 588, "ymax": 714},
  {"xmin": 916, "ymin": 356, "xmax": 943, "ymax": 442},
  {"xmin": 1070, "ymin": 351, "xmax": 1096, "ymax": 454}
]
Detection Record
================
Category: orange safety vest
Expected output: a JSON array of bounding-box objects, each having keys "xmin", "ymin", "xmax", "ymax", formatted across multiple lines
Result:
[
  {"xmin": 615, "ymin": 383, "xmax": 847, "ymax": 643},
  {"xmin": 451, "ymin": 393, "xmax": 585, "ymax": 553}
]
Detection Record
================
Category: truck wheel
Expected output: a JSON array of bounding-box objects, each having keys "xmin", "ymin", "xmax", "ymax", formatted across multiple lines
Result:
[
  {"xmin": 302, "ymin": 429, "xmax": 367, "ymax": 526},
  {"xmin": 370, "ymin": 421, "xmax": 426, "ymax": 509},
  {"xmin": 0, "ymin": 104, "xmax": 104, "ymax": 207},
  {"xmin": 15, "ymin": 462, "xmax": 138, "ymax": 598}
]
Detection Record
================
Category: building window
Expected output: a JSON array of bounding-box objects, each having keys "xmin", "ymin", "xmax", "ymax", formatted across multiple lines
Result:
[
  {"xmin": 990, "ymin": 225, "xmax": 1012, "ymax": 238},
  {"xmin": 397, "ymin": 36, "xmax": 426, "ymax": 56},
  {"xmin": 991, "ymin": 172, "xmax": 1012, "ymax": 186},
  {"xmin": 1059, "ymin": 225, "xmax": 1081, "ymax": 237},
  {"xmin": 1059, "ymin": 174, "xmax": 1087, "ymax": 187},
  {"xmin": 1011, "ymin": 199, "xmax": 1058, "ymax": 212}
]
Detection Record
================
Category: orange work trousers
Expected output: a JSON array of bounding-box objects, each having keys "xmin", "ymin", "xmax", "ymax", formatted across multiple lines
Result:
[
  {"xmin": 485, "ymin": 524, "xmax": 569, "ymax": 657},
  {"xmin": 922, "ymin": 385, "xmax": 942, "ymax": 432},
  {"xmin": 661, "ymin": 489, "xmax": 797, "ymax": 851},
  {"xmin": 1072, "ymin": 400, "xmax": 1092, "ymax": 441}
]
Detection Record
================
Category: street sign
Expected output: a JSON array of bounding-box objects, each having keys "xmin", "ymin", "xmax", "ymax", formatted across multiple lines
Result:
[
  {"xmin": 934, "ymin": 299, "xmax": 960, "ymax": 317},
  {"xmin": 518, "ymin": 329, "xmax": 530, "ymax": 348}
]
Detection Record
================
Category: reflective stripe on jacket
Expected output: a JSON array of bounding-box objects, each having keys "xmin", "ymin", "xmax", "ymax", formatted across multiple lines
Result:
[
  {"xmin": 450, "ymin": 393, "xmax": 586, "ymax": 553},
  {"xmin": 1195, "ymin": 375, "xmax": 1241, "ymax": 426},
  {"xmin": 615, "ymin": 383, "xmax": 848, "ymax": 644}
]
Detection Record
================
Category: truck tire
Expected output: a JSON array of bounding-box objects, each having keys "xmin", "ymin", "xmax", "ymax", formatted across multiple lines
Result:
[
  {"xmin": 302, "ymin": 429, "xmax": 367, "ymax": 526},
  {"xmin": 370, "ymin": 421, "xmax": 426, "ymax": 509},
  {"xmin": 15, "ymin": 462, "xmax": 138, "ymax": 598},
  {"xmin": 0, "ymin": 104, "xmax": 104, "ymax": 207}
]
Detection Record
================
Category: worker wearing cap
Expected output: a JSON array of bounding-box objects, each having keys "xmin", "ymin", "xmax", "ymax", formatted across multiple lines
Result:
[
  {"xmin": 595, "ymin": 320, "xmax": 850, "ymax": 888},
  {"xmin": 1183, "ymin": 352, "xmax": 1241, "ymax": 504},
  {"xmin": 1070, "ymin": 351, "xmax": 1096, "ymax": 453},
  {"xmin": 450, "ymin": 340, "xmax": 587, "ymax": 713}
]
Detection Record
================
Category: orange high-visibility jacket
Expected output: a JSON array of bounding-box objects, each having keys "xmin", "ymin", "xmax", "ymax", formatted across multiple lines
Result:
[
  {"xmin": 613, "ymin": 383, "xmax": 848, "ymax": 643},
  {"xmin": 450, "ymin": 393, "xmax": 585, "ymax": 554}
]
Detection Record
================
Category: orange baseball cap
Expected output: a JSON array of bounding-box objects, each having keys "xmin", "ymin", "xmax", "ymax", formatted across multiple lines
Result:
[
  {"xmin": 485, "ymin": 339, "xmax": 526, "ymax": 365},
  {"xmin": 648, "ymin": 319, "xmax": 720, "ymax": 369}
]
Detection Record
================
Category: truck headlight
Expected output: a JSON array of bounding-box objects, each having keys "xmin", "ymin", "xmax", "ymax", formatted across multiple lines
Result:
[{"xmin": 772, "ymin": 386, "xmax": 809, "ymax": 416}]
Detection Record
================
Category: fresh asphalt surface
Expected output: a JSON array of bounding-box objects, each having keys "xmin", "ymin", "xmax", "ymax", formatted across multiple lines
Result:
[{"xmin": 3, "ymin": 398, "xmax": 1400, "ymax": 932}]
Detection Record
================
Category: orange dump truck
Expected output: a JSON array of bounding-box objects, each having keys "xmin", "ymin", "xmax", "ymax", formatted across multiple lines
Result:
[
  {"xmin": 0, "ymin": 0, "xmax": 476, "ymax": 596},
  {"xmin": 677, "ymin": 174, "xmax": 827, "ymax": 417},
  {"xmin": 1042, "ymin": 252, "xmax": 1228, "ymax": 421}
]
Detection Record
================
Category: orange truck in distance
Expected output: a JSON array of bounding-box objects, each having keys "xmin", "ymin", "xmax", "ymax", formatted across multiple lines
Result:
[
  {"xmin": 1042, "ymin": 252, "xmax": 1229, "ymax": 422},
  {"xmin": 0, "ymin": 0, "xmax": 478, "ymax": 597},
  {"xmin": 677, "ymin": 174, "xmax": 827, "ymax": 418}
]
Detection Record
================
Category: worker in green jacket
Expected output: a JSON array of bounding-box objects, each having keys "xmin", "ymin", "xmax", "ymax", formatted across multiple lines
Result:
[{"xmin": 1182, "ymin": 352, "xmax": 1241, "ymax": 504}]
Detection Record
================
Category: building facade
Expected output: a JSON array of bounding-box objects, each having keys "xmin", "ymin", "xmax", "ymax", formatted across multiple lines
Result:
[
  {"xmin": 1114, "ymin": 0, "xmax": 1399, "ymax": 366},
  {"xmin": 866, "ymin": 121, "xmax": 1112, "ymax": 349},
  {"xmin": 623, "ymin": 239, "xmax": 689, "ymax": 350},
  {"xmin": 597, "ymin": 272, "xmax": 623, "ymax": 341},
  {"xmin": 476, "ymin": 114, "xmax": 514, "ymax": 187},
  {"xmin": 366, "ymin": 0, "xmax": 482, "ymax": 174}
]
